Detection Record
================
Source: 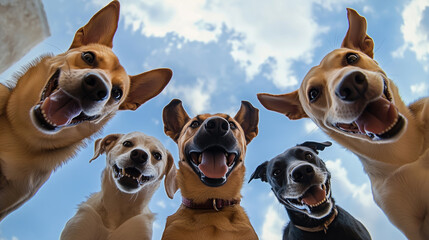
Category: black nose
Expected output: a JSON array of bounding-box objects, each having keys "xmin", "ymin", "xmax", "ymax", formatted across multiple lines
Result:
[
  {"xmin": 130, "ymin": 149, "xmax": 148, "ymax": 165},
  {"xmin": 204, "ymin": 116, "xmax": 229, "ymax": 136},
  {"xmin": 82, "ymin": 73, "xmax": 108, "ymax": 101},
  {"xmin": 335, "ymin": 71, "xmax": 368, "ymax": 102},
  {"xmin": 291, "ymin": 164, "xmax": 315, "ymax": 183}
]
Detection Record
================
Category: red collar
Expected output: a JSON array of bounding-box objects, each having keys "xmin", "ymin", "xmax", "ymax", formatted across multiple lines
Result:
[{"xmin": 182, "ymin": 197, "xmax": 240, "ymax": 211}]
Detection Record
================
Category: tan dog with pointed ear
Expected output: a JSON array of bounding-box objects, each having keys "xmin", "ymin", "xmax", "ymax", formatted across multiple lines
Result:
[
  {"xmin": 0, "ymin": 0, "xmax": 172, "ymax": 220},
  {"xmin": 258, "ymin": 8, "xmax": 429, "ymax": 239},
  {"xmin": 61, "ymin": 132, "xmax": 177, "ymax": 240},
  {"xmin": 161, "ymin": 99, "xmax": 259, "ymax": 240}
]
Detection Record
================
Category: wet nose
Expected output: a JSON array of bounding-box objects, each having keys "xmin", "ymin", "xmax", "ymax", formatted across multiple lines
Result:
[
  {"xmin": 130, "ymin": 149, "xmax": 148, "ymax": 165},
  {"xmin": 335, "ymin": 71, "xmax": 368, "ymax": 102},
  {"xmin": 291, "ymin": 164, "xmax": 315, "ymax": 183},
  {"xmin": 204, "ymin": 116, "xmax": 229, "ymax": 136},
  {"xmin": 82, "ymin": 73, "xmax": 108, "ymax": 101}
]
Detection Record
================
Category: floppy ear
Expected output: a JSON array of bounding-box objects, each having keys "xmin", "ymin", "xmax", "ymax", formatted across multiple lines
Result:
[
  {"xmin": 119, "ymin": 68, "xmax": 172, "ymax": 111},
  {"xmin": 341, "ymin": 8, "xmax": 374, "ymax": 58},
  {"xmin": 164, "ymin": 151, "xmax": 178, "ymax": 199},
  {"xmin": 257, "ymin": 91, "xmax": 308, "ymax": 120},
  {"xmin": 249, "ymin": 161, "xmax": 268, "ymax": 183},
  {"xmin": 90, "ymin": 133, "xmax": 123, "ymax": 162},
  {"xmin": 234, "ymin": 101, "xmax": 259, "ymax": 144},
  {"xmin": 162, "ymin": 99, "xmax": 190, "ymax": 143},
  {"xmin": 69, "ymin": 0, "xmax": 120, "ymax": 49},
  {"xmin": 298, "ymin": 141, "xmax": 332, "ymax": 154}
]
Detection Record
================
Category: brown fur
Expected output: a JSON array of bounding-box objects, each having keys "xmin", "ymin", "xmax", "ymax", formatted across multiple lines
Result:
[
  {"xmin": 0, "ymin": 1, "xmax": 172, "ymax": 220},
  {"xmin": 258, "ymin": 9, "xmax": 429, "ymax": 239},
  {"xmin": 161, "ymin": 99, "xmax": 259, "ymax": 240}
]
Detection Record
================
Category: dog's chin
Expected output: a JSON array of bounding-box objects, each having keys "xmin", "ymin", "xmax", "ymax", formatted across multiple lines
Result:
[
  {"xmin": 112, "ymin": 164, "xmax": 154, "ymax": 194},
  {"xmin": 186, "ymin": 146, "xmax": 239, "ymax": 187},
  {"xmin": 278, "ymin": 182, "xmax": 333, "ymax": 219}
]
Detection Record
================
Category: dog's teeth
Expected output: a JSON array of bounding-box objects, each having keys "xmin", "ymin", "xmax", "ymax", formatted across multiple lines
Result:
[
  {"xmin": 322, "ymin": 184, "xmax": 326, "ymax": 191},
  {"xmin": 121, "ymin": 168, "xmax": 126, "ymax": 177}
]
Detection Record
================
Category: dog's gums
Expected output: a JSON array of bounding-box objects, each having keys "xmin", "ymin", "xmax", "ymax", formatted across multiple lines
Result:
[{"xmin": 112, "ymin": 164, "xmax": 153, "ymax": 188}]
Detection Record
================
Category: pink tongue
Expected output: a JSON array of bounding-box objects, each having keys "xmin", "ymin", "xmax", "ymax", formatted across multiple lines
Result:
[
  {"xmin": 302, "ymin": 185, "xmax": 326, "ymax": 206},
  {"xmin": 41, "ymin": 89, "xmax": 82, "ymax": 126},
  {"xmin": 198, "ymin": 151, "xmax": 228, "ymax": 179},
  {"xmin": 355, "ymin": 98, "xmax": 398, "ymax": 135}
]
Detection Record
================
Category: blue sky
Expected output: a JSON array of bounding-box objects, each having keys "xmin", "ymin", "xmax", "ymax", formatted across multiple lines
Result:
[{"xmin": 1, "ymin": 0, "xmax": 428, "ymax": 239}]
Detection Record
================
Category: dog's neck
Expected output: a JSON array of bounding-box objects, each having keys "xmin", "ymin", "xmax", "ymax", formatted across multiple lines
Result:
[
  {"xmin": 286, "ymin": 204, "xmax": 338, "ymax": 232},
  {"xmin": 94, "ymin": 168, "xmax": 159, "ymax": 229}
]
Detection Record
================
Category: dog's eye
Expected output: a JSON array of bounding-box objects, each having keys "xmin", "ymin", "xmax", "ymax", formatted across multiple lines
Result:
[
  {"xmin": 152, "ymin": 152, "xmax": 162, "ymax": 161},
  {"xmin": 273, "ymin": 169, "xmax": 282, "ymax": 177},
  {"xmin": 123, "ymin": 141, "xmax": 133, "ymax": 147},
  {"xmin": 308, "ymin": 88, "xmax": 320, "ymax": 102},
  {"xmin": 111, "ymin": 87, "xmax": 123, "ymax": 101},
  {"xmin": 190, "ymin": 121, "xmax": 200, "ymax": 128},
  {"xmin": 81, "ymin": 51, "xmax": 95, "ymax": 65},
  {"xmin": 229, "ymin": 121, "xmax": 237, "ymax": 129},
  {"xmin": 305, "ymin": 153, "xmax": 314, "ymax": 161},
  {"xmin": 346, "ymin": 52, "xmax": 359, "ymax": 65}
]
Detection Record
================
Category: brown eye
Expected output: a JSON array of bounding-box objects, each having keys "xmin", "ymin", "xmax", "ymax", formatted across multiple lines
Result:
[
  {"xmin": 153, "ymin": 152, "xmax": 162, "ymax": 161},
  {"xmin": 308, "ymin": 88, "xmax": 320, "ymax": 102},
  {"xmin": 82, "ymin": 51, "xmax": 95, "ymax": 65},
  {"xmin": 305, "ymin": 153, "xmax": 314, "ymax": 161},
  {"xmin": 111, "ymin": 86, "xmax": 123, "ymax": 101},
  {"xmin": 346, "ymin": 52, "xmax": 359, "ymax": 64},
  {"xmin": 229, "ymin": 121, "xmax": 237, "ymax": 129},
  {"xmin": 190, "ymin": 121, "xmax": 200, "ymax": 128},
  {"xmin": 123, "ymin": 141, "xmax": 133, "ymax": 147}
]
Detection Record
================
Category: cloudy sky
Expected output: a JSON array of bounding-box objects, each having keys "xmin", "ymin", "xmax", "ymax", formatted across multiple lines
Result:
[{"xmin": 1, "ymin": 0, "xmax": 428, "ymax": 239}]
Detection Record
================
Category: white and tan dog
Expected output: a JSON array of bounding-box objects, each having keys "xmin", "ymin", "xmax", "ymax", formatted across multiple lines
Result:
[
  {"xmin": 0, "ymin": 1, "xmax": 171, "ymax": 220},
  {"xmin": 258, "ymin": 9, "xmax": 429, "ymax": 240},
  {"xmin": 61, "ymin": 132, "xmax": 177, "ymax": 240}
]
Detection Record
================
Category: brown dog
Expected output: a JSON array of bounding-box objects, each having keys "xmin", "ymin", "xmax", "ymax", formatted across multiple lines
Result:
[
  {"xmin": 61, "ymin": 132, "xmax": 177, "ymax": 240},
  {"xmin": 161, "ymin": 99, "xmax": 259, "ymax": 240},
  {"xmin": 0, "ymin": 1, "xmax": 172, "ymax": 220},
  {"xmin": 258, "ymin": 9, "xmax": 429, "ymax": 239}
]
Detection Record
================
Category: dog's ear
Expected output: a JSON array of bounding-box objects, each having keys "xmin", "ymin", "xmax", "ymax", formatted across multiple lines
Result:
[
  {"xmin": 69, "ymin": 1, "xmax": 120, "ymax": 49},
  {"xmin": 341, "ymin": 8, "xmax": 374, "ymax": 58},
  {"xmin": 298, "ymin": 141, "xmax": 332, "ymax": 154},
  {"xmin": 119, "ymin": 68, "xmax": 172, "ymax": 111},
  {"xmin": 90, "ymin": 133, "xmax": 123, "ymax": 162},
  {"xmin": 234, "ymin": 101, "xmax": 259, "ymax": 144},
  {"xmin": 257, "ymin": 92, "xmax": 308, "ymax": 120},
  {"xmin": 163, "ymin": 99, "xmax": 190, "ymax": 143},
  {"xmin": 164, "ymin": 150, "xmax": 178, "ymax": 199},
  {"xmin": 249, "ymin": 161, "xmax": 268, "ymax": 183}
]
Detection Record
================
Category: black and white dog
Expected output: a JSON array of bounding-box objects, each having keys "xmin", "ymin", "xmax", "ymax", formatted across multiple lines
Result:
[{"xmin": 249, "ymin": 141, "xmax": 371, "ymax": 240}]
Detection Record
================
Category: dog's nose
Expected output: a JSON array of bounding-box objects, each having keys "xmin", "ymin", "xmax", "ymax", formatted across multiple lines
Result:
[
  {"xmin": 291, "ymin": 164, "xmax": 315, "ymax": 183},
  {"xmin": 82, "ymin": 73, "xmax": 108, "ymax": 101},
  {"xmin": 204, "ymin": 117, "xmax": 230, "ymax": 136},
  {"xmin": 130, "ymin": 149, "xmax": 148, "ymax": 165},
  {"xmin": 335, "ymin": 71, "xmax": 368, "ymax": 102}
]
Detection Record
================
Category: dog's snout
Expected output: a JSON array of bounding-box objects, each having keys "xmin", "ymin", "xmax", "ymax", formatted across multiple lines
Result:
[
  {"xmin": 82, "ymin": 73, "xmax": 108, "ymax": 101},
  {"xmin": 291, "ymin": 164, "xmax": 315, "ymax": 183},
  {"xmin": 204, "ymin": 117, "xmax": 229, "ymax": 136},
  {"xmin": 335, "ymin": 71, "xmax": 368, "ymax": 102},
  {"xmin": 130, "ymin": 149, "xmax": 148, "ymax": 165}
]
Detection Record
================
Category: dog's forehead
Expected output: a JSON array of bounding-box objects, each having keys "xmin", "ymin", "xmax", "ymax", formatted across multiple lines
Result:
[
  {"xmin": 120, "ymin": 132, "xmax": 165, "ymax": 151},
  {"xmin": 269, "ymin": 146, "xmax": 317, "ymax": 166},
  {"xmin": 192, "ymin": 113, "xmax": 232, "ymax": 122}
]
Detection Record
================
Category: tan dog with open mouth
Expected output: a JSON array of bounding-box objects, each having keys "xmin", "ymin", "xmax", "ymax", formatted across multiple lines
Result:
[
  {"xmin": 0, "ymin": 1, "xmax": 172, "ymax": 220},
  {"xmin": 161, "ymin": 99, "xmax": 259, "ymax": 240},
  {"xmin": 258, "ymin": 8, "xmax": 429, "ymax": 240},
  {"xmin": 60, "ymin": 132, "xmax": 177, "ymax": 240}
]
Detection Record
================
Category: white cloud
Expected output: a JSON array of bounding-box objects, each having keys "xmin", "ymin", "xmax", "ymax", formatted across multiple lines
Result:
[
  {"xmin": 261, "ymin": 193, "xmax": 286, "ymax": 240},
  {"xmin": 91, "ymin": 0, "xmax": 358, "ymax": 90},
  {"xmin": 164, "ymin": 78, "xmax": 215, "ymax": 114},
  {"xmin": 156, "ymin": 200, "xmax": 166, "ymax": 209},
  {"xmin": 393, "ymin": 0, "xmax": 429, "ymax": 69},
  {"xmin": 304, "ymin": 120, "xmax": 319, "ymax": 133},
  {"xmin": 410, "ymin": 82, "xmax": 428, "ymax": 97}
]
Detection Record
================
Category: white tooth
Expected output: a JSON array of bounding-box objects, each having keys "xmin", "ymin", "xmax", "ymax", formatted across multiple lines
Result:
[{"xmin": 121, "ymin": 168, "xmax": 126, "ymax": 176}]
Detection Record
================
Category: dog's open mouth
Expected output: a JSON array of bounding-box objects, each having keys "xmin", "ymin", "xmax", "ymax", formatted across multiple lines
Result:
[
  {"xmin": 32, "ymin": 69, "xmax": 99, "ymax": 132},
  {"xmin": 188, "ymin": 146, "xmax": 239, "ymax": 187},
  {"xmin": 284, "ymin": 182, "xmax": 331, "ymax": 213},
  {"xmin": 112, "ymin": 164, "xmax": 153, "ymax": 189},
  {"xmin": 334, "ymin": 81, "xmax": 405, "ymax": 141}
]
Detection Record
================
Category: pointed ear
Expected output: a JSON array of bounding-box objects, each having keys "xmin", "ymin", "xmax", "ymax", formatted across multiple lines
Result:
[
  {"xmin": 69, "ymin": 1, "xmax": 120, "ymax": 49},
  {"xmin": 257, "ymin": 91, "xmax": 308, "ymax": 120},
  {"xmin": 234, "ymin": 101, "xmax": 259, "ymax": 144},
  {"xmin": 119, "ymin": 68, "xmax": 172, "ymax": 111},
  {"xmin": 90, "ymin": 133, "xmax": 122, "ymax": 162},
  {"xmin": 341, "ymin": 8, "xmax": 374, "ymax": 58},
  {"xmin": 164, "ymin": 151, "xmax": 178, "ymax": 199},
  {"xmin": 249, "ymin": 161, "xmax": 268, "ymax": 183},
  {"xmin": 298, "ymin": 141, "xmax": 332, "ymax": 154},
  {"xmin": 162, "ymin": 99, "xmax": 190, "ymax": 143}
]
